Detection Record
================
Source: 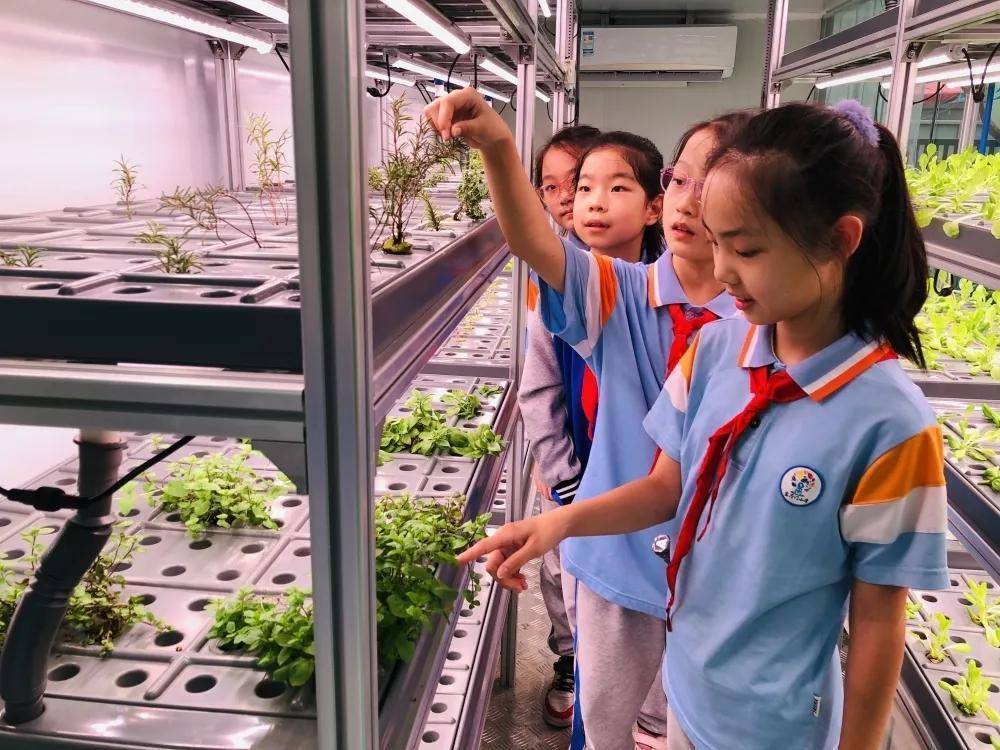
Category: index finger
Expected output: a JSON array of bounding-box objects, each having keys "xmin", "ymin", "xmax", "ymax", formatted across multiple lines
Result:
[
  {"xmin": 433, "ymin": 95, "xmax": 455, "ymax": 141},
  {"xmin": 455, "ymin": 532, "xmax": 501, "ymax": 565}
]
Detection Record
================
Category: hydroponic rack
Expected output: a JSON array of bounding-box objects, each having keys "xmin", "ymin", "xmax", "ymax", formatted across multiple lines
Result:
[{"xmin": 0, "ymin": 1, "xmax": 580, "ymax": 749}]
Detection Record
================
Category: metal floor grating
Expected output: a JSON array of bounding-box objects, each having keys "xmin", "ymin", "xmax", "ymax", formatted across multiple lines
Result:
[{"xmin": 481, "ymin": 559, "xmax": 572, "ymax": 750}]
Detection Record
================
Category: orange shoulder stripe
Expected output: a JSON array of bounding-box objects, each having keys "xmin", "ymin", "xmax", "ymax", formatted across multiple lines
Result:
[
  {"xmin": 850, "ymin": 426, "xmax": 945, "ymax": 506},
  {"xmin": 593, "ymin": 254, "xmax": 618, "ymax": 327}
]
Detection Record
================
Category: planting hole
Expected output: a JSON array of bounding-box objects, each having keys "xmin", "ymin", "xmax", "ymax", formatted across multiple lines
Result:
[
  {"xmin": 241, "ymin": 543, "xmax": 264, "ymax": 554},
  {"xmin": 127, "ymin": 258, "xmax": 148, "ymax": 264},
  {"xmin": 0, "ymin": 518, "xmax": 9, "ymax": 528},
  {"xmin": 189, "ymin": 539, "xmax": 211, "ymax": 551},
  {"xmin": 388, "ymin": 482, "xmax": 407, "ymax": 491},
  {"xmin": 446, "ymin": 651, "xmax": 461, "ymax": 661},
  {"xmin": 460, "ymin": 609, "xmax": 472, "ymax": 617},
  {"xmin": 950, "ymin": 579, "xmax": 959, "ymax": 587},
  {"xmin": 56, "ymin": 477, "xmax": 75, "ymax": 486},
  {"xmin": 293, "ymin": 546, "xmax": 311, "ymax": 558},
  {"xmin": 272, "ymin": 264, "xmax": 298, "ymax": 270},
  {"xmin": 442, "ymin": 466, "xmax": 459, "ymax": 474},
  {"xmin": 185, "ymin": 675, "xmax": 217, "ymax": 694},
  {"xmin": 155, "ymin": 630, "xmax": 183, "ymax": 647},
  {"xmin": 400, "ymin": 464, "xmax": 416, "ymax": 472},
  {"xmin": 976, "ymin": 732, "xmax": 993, "ymax": 744},
  {"xmin": 433, "ymin": 484, "xmax": 452, "ymax": 492},
  {"xmin": 111, "ymin": 562, "xmax": 131, "ymax": 573},
  {"xmin": 48, "ymin": 664, "xmax": 80, "ymax": 682},
  {"xmin": 119, "ymin": 507, "xmax": 140, "ymax": 518},
  {"xmin": 960, "ymin": 598, "xmax": 972, "ymax": 606},
  {"xmin": 188, "ymin": 598, "xmax": 212, "ymax": 612},
  {"xmin": 941, "ymin": 677, "xmax": 958, "ymax": 686},
  {"xmin": 27, "ymin": 282, "xmax": 62, "ymax": 291},
  {"xmin": 272, "ymin": 573, "xmax": 296, "ymax": 585},
  {"xmin": 281, "ymin": 498, "xmax": 301, "ymax": 508},
  {"xmin": 439, "ymin": 675, "xmax": 455, "ymax": 686},
  {"xmin": 288, "ymin": 294, "xmax": 300, "ymax": 302},
  {"xmin": 193, "ymin": 451, "xmax": 208, "ymax": 458},
  {"xmin": 140, "ymin": 535, "xmax": 161, "ymax": 546},
  {"xmin": 200, "ymin": 290, "xmax": 237, "ymax": 298},
  {"xmin": 4, "ymin": 549, "xmax": 24, "ymax": 560},
  {"xmin": 136, "ymin": 593, "xmax": 156, "ymax": 605},
  {"xmin": 211, "ymin": 436, "xmax": 227, "ymax": 442},
  {"xmin": 161, "ymin": 565, "xmax": 185, "ymax": 577},
  {"xmin": 114, "ymin": 286, "xmax": 151, "ymax": 295},
  {"xmin": 217, "ymin": 570, "xmax": 240, "ymax": 582},
  {"xmin": 422, "ymin": 732, "xmax": 440, "ymax": 744},
  {"xmin": 56, "ymin": 255, "xmax": 86, "ymax": 261},
  {"xmin": 166, "ymin": 512, "xmax": 182, "ymax": 522},
  {"xmin": 952, "ymin": 636, "xmax": 967, "ymax": 644},
  {"xmin": 990, "ymin": 683, "xmax": 999, "ymax": 693},
  {"xmin": 116, "ymin": 669, "xmax": 148, "ymax": 688},
  {"xmin": 254, "ymin": 679, "xmax": 286, "ymax": 699},
  {"xmin": 921, "ymin": 594, "xmax": 938, "ymax": 603},
  {"xmin": 431, "ymin": 702, "xmax": 447, "ymax": 714},
  {"xmin": 454, "ymin": 629, "xmax": 467, "ymax": 639}
]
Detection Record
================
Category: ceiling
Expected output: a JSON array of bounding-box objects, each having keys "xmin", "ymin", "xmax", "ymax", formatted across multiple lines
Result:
[{"xmin": 578, "ymin": 0, "xmax": 827, "ymax": 13}]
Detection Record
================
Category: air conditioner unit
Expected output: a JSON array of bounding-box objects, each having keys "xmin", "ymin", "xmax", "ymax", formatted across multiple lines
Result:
[{"xmin": 579, "ymin": 26, "xmax": 738, "ymax": 87}]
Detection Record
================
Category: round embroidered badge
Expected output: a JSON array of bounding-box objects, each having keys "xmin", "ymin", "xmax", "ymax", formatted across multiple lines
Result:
[{"xmin": 780, "ymin": 466, "xmax": 823, "ymax": 506}]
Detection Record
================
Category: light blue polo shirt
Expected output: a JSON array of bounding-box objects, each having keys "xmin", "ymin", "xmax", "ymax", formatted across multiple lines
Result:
[
  {"xmin": 643, "ymin": 318, "xmax": 949, "ymax": 749},
  {"xmin": 537, "ymin": 237, "xmax": 738, "ymax": 618}
]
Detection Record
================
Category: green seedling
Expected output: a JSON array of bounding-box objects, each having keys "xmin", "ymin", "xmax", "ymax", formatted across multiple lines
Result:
[
  {"xmin": 965, "ymin": 581, "xmax": 1000, "ymax": 629},
  {"xmin": 209, "ymin": 586, "xmax": 315, "ymax": 687},
  {"xmin": 939, "ymin": 660, "xmax": 1000, "ymax": 721},
  {"xmin": 944, "ymin": 406, "xmax": 1000, "ymax": 462},
  {"xmin": 375, "ymin": 494, "xmax": 488, "ymax": 666},
  {"xmin": 984, "ymin": 405, "xmax": 1000, "ymax": 429},
  {"xmin": 246, "ymin": 112, "xmax": 291, "ymax": 226},
  {"xmin": 477, "ymin": 384, "xmax": 504, "ymax": 399},
  {"xmin": 159, "ymin": 184, "xmax": 261, "ymax": 248},
  {"xmin": 111, "ymin": 155, "xmax": 141, "ymax": 219},
  {"xmin": 134, "ymin": 443, "xmax": 290, "ymax": 538},
  {"xmin": 911, "ymin": 612, "xmax": 972, "ymax": 664},
  {"xmin": 0, "ymin": 246, "xmax": 42, "ymax": 268},
  {"xmin": 441, "ymin": 389, "xmax": 483, "ymax": 420},
  {"xmin": 134, "ymin": 220, "xmax": 202, "ymax": 274},
  {"xmin": 981, "ymin": 466, "xmax": 1000, "ymax": 494},
  {"xmin": 455, "ymin": 150, "xmax": 488, "ymax": 222},
  {"xmin": 421, "ymin": 191, "xmax": 445, "ymax": 231},
  {"xmin": 905, "ymin": 599, "xmax": 921, "ymax": 621}
]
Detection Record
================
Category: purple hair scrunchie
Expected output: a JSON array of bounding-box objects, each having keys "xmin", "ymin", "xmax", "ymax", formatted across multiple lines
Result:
[{"xmin": 831, "ymin": 99, "xmax": 880, "ymax": 148}]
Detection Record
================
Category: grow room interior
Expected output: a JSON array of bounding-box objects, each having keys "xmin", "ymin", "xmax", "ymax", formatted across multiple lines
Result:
[{"xmin": 0, "ymin": 0, "xmax": 999, "ymax": 748}]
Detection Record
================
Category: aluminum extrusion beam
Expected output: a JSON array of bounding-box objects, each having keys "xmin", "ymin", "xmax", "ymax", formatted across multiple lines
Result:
[{"xmin": 772, "ymin": 9, "xmax": 898, "ymax": 82}]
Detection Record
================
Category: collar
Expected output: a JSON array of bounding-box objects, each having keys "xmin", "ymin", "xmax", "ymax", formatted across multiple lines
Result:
[
  {"xmin": 737, "ymin": 324, "xmax": 895, "ymax": 402},
  {"xmin": 647, "ymin": 252, "xmax": 738, "ymax": 319}
]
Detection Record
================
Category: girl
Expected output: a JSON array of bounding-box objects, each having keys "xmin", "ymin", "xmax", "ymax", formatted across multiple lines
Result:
[
  {"xmin": 520, "ymin": 124, "xmax": 601, "ymax": 728},
  {"xmin": 425, "ymin": 89, "xmax": 750, "ymax": 749},
  {"xmin": 458, "ymin": 100, "xmax": 949, "ymax": 750}
]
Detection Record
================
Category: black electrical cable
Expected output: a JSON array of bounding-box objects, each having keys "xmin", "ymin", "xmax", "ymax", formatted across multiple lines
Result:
[
  {"xmin": 914, "ymin": 83, "xmax": 946, "ymax": 105},
  {"xmin": 0, "ymin": 435, "xmax": 195, "ymax": 512},
  {"xmin": 497, "ymin": 100, "xmax": 508, "ymax": 115},
  {"xmin": 965, "ymin": 43, "xmax": 1000, "ymax": 102},
  {"xmin": 805, "ymin": 85, "xmax": 816, "ymax": 102},
  {"xmin": 275, "ymin": 45, "xmax": 290, "ymax": 73},
  {"xmin": 511, "ymin": 93, "xmax": 517, "ymax": 112},
  {"xmin": 473, "ymin": 52, "xmax": 479, "ymax": 89},
  {"xmin": 446, "ymin": 53, "xmax": 461, "ymax": 92},
  {"xmin": 367, "ymin": 52, "xmax": 394, "ymax": 99},
  {"xmin": 545, "ymin": 98, "xmax": 553, "ymax": 121}
]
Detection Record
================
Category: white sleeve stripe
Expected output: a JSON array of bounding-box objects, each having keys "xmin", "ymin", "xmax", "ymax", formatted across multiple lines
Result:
[
  {"xmin": 665, "ymin": 370, "xmax": 689, "ymax": 414},
  {"xmin": 580, "ymin": 253, "xmax": 601, "ymax": 358},
  {"xmin": 840, "ymin": 485, "xmax": 947, "ymax": 545}
]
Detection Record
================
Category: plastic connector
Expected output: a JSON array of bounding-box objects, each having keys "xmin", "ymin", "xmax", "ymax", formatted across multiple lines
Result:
[{"xmin": 3, "ymin": 487, "xmax": 83, "ymax": 513}]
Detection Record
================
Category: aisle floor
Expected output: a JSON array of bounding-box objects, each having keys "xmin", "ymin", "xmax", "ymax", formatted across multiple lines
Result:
[{"xmin": 481, "ymin": 557, "xmax": 571, "ymax": 750}]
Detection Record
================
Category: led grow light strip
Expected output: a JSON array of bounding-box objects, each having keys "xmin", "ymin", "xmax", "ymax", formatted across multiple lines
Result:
[
  {"xmin": 80, "ymin": 0, "xmax": 274, "ymax": 53},
  {"xmin": 391, "ymin": 53, "xmax": 471, "ymax": 87},
  {"xmin": 813, "ymin": 51, "xmax": 955, "ymax": 90},
  {"xmin": 916, "ymin": 59, "xmax": 1000, "ymax": 84},
  {"xmin": 229, "ymin": 0, "xmax": 288, "ymax": 24},
  {"xmin": 366, "ymin": 67, "xmax": 416, "ymax": 87},
  {"xmin": 538, "ymin": 0, "xmax": 552, "ymax": 18},
  {"xmin": 535, "ymin": 88, "xmax": 551, "ymax": 102},
  {"xmin": 377, "ymin": 0, "xmax": 472, "ymax": 54},
  {"xmin": 479, "ymin": 54, "xmax": 519, "ymax": 85}
]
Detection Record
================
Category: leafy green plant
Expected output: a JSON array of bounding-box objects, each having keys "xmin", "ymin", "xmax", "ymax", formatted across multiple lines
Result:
[
  {"xmin": 441, "ymin": 389, "xmax": 482, "ymax": 419},
  {"xmin": 477, "ymin": 383, "xmax": 504, "ymax": 399},
  {"xmin": 965, "ymin": 581, "xmax": 1000, "ymax": 631},
  {"xmin": 984, "ymin": 404, "xmax": 1000, "ymax": 429},
  {"xmin": 159, "ymin": 185, "xmax": 262, "ymax": 248},
  {"xmin": 209, "ymin": 586, "xmax": 315, "ymax": 687},
  {"xmin": 905, "ymin": 599, "xmax": 921, "ymax": 620},
  {"xmin": 981, "ymin": 466, "xmax": 1000, "ymax": 494},
  {"xmin": 0, "ymin": 523, "xmax": 166, "ymax": 655},
  {"xmin": 129, "ymin": 443, "xmax": 291, "ymax": 537},
  {"xmin": 0, "ymin": 246, "xmax": 42, "ymax": 268},
  {"xmin": 448, "ymin": 424, "xmax": 505, "ymax": 459},
  {"xmin": 246, "ymin": 113, "xmax": 290, "ymax": 226},
  {"xmin": 910, "ymin": 612, "xmax": 972, "ymax": 663},
  {"xmin": 134, "ymin": 220, "xmax": 202, "ymax": 274},
  {"xmin": 379, "ymin": 391, "xmax": 505, "ymax": 458},
  {"xmin": 111, "ymin": 155, "xmax": 141, "ymax": 219},
  {"xmin": 421, "ymin": 192, "xmax": 445, "ymax": 231},
  {"xmin": 454, "ymin": 150, "xmax": 488, "ymax": 222},
  {"xmin": 939, "ymin": 660, "xmax": 1000, "ymax": 721},
  {"xmin": 368, "ymin": 97, "xmax": 461, "ymax": 255},
  {"xmin": 944, "ymin": 406, "xmax": 1000, "ymax": 462},
  {"xmin": 375, "ymin": 494, "xmax": 488, "ymax": 666}
]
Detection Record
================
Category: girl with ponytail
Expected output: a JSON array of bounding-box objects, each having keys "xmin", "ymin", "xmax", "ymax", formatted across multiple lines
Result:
[{"xmin": 458, "ymin": 100, "xmax": 948, "ymax": 750}]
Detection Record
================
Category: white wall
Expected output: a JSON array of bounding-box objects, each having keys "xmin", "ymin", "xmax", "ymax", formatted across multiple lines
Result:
[
  {"xmin": 238, "ymin": 53, "xmax": 296, "ymax": 187},
  {"xmin": 575, "ymin": 18, "xmax": 820, "ymax": 159},
  {"xmin": 0, "ymin": 0, "xmax": 235, "ymax": 214}
]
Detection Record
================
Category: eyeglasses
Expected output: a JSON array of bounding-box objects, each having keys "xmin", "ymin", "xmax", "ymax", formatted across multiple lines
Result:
[
  {"xmin": 660, "ymin": 166, "xmax": 705, "ymax": 200},
  {"xmin": 536, "ymin": 176, "xmax": 575, "ymax": 200}
]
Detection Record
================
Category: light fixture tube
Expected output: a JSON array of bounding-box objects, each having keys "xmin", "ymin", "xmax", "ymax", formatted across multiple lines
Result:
[
  {"xmin": 916, "ymin": 59, "xmax": 999, "ymax": 84},
  {"xmin": 377, "ymin": 0, "xmax": 471, "ymax": 54},
  {"xmin": 366, "ymin": 68, "xmax": 416, "ymax": 87},
  {"xmin": 479, "ymin": 55, "xmax": 519, "ymax": 85},
  {"xmin": 535, "ymin": 88, "xmax": 551, "ymax": 102},
  {"xmin": 538, "ymin": 0, "xmax": 552, "ymax": 18},
  {"xmin": 81, "ymin": 0, "xmax": 274, "ymax": 53},
  {"xmin": 814, "ymin": 62, "xmax": 894, "ymax": 89},
  {"xmin": 391, "ymin": 53, "xmax": 471, "ymax": 86},
  {"xmin": 229, "ymin": 0, "xmax": 288, "ymax": 24},
  {"xmin": 479, "ymin": 85, "xmax": 511, "ymax": 103}
]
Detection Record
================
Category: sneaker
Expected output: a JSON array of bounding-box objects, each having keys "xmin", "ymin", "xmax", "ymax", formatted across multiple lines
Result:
[
  {"xmin": 633, "ymin": 725, "xmax": 668, "ymax": 750},
  {"xmin": 542, "ymin": 654, "xmax": 575, "ymax": 728}
]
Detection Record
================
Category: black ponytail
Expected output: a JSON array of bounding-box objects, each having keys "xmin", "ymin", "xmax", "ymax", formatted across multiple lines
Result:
[
  {"xmin": 706, "ymin": 103, "xmax": 928, "ymax": 367},
  {"xmin": 575, "ymin": 131, "xmax": 666, "ymax": 262}
]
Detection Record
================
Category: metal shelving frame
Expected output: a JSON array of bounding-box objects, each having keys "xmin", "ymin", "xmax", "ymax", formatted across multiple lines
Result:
[{"xmin": 0, "ymin": 1, "xmax": 576, "ymax": 749}]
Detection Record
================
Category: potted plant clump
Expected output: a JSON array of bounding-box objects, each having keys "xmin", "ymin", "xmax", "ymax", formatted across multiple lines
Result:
[
  {"xmin": 451, "ymin": 149, "xmax": 489, "ymax": 227},
  {"xmin": 368, "ymin": 96, "xmax": 461, "ymax": 255}
]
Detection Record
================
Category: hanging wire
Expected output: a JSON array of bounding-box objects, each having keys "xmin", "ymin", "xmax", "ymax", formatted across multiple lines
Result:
[
  {"xmin": 275, "ymin": 45, "xmax": 290, "ymax": 73},
  {"xmin": 914, "ymin": 82, "xmax": 946, "ymax": 105},
  {"xmin": 368, "ymin": 51, "xmax": 393, "ymax": 99},
  {"xmin": 965, "ymin": 43, "xmax": 1000, "ymax": 102},
  {"xmin": 473, "ymin": 52, "xmax": 479, "ymax": 89},
  {"xmin": 446, "ymin": 53, "xmax": 461, "ymax": 92},
  {"xmin": 805, "ymin": 85, "xmax": 816, "ymax": 102},
  {"xmin": 545, "ymin": 98, "xmax": 553, "ymax": 122}
]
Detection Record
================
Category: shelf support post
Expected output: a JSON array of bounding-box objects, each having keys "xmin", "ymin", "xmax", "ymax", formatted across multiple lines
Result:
[
  {"xmin": 885, "ymin": 0, "xmax": 919, "ymax": 156},
  {"xmin": 210, "ymin": 40, "xmax": 247, "ymax": 193},
  {"xmin": 762, "ymin": 0, "xmax": 789, "ymax": 109}
]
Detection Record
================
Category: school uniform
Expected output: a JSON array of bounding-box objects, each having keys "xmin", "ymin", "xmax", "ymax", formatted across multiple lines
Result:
[
  {"xmin": 536, "ymin": 237, "xmax": 737, "ymax": 747},
  {"xmin": 643, "ymin": 318, "xmax": 949, "ymax": 750}
]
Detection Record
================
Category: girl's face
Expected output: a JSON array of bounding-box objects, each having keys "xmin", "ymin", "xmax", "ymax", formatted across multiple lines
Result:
[
  {"xmin": 701, "ymin": 168, "xmax": 846, "ymax": 328},
  {"xmin": 538, "ymin": 145, "xmax": 579, "ymax": 230},
  {"xmin": 662, "ymin": 128, "xmax": 716, "ymax": 264},
  {"xmin": 573, "ymin": 147, "xmax": 662, "ymax": 260}
]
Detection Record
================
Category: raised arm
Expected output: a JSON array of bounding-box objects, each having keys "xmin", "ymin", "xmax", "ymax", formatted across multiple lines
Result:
[
  {"xmin": 457, "ymin": 452, "xmax": 682, "ymax": 591},
  {"xmin": 424, "ymin": 88, "xmax": 566, "ymax": 292}
]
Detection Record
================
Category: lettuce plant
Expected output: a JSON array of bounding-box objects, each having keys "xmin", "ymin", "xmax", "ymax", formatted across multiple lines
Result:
[
  {"xmin": 939, "ymin": 660, "xmax": 1000, "ymax": 721},
  {"xmin": 911, "ymin": 612, "xmax": 972, "ymax": 664}
]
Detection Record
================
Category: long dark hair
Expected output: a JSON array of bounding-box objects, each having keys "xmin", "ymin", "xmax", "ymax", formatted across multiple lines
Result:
[
  {"xmin": 672, "ymin": 110, "xmax": 756, "ymax": 165},
  {"xmin": 532, "ymin": 125, "xmax": 602, "ymax": 188},
  {"xmin": 705, "ymin": 102, "xmax": 928, "ymax": 367},
  {"xmin": 575, "ymin": 131, "xmax": 665, "ymax": 262}
]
